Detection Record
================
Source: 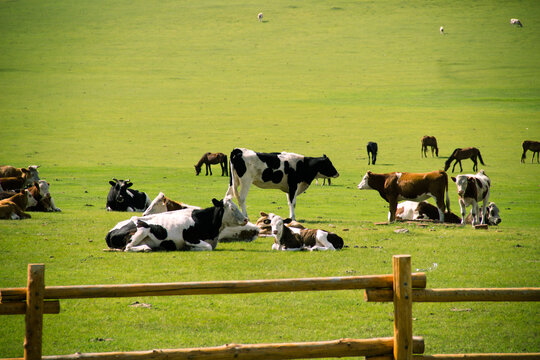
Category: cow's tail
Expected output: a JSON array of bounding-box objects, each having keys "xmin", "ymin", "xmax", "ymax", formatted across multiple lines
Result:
[
  {"xmin": 444, "ymin": 172, "xmax": 450, "ymax": 213},
  {"xmin": 477, "ymin": 150, "xmax": 485, "ymax": 165}
]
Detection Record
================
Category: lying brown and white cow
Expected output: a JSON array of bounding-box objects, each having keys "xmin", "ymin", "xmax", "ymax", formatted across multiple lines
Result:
[
  {"xmin": 255, "ymin": 211, "xmax": 305, "ymax": 236},
  {"xmin": 357, "ymin": 170, "xmax": 450, "ymax": 222},
  {"xmin": 0, "ymin": 165, "xmax": 40, "ymax": 187},
  {"xmin": 396, "ymin": 201, "xmax": 461, "ymax": 224},
  {"xmin": 268, "ymin": 213, "xmax": 344, "ymax": 251},
  {"xmin": 451, "ymin": 170, "xmax": 491, "ymax": 226},
  {"xmin": 0, "ymin": 189, "xmax": 38, "ymax": 220},
  {"xmin": 139, "ymin": 192, "xmax": 260, "ymax": 242}
]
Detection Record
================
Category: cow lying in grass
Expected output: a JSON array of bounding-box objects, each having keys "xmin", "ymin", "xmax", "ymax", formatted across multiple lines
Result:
[
  {"xmin": 0, "ymin": 189, "xmax": 38, "ymax": 220},
  {"xmin": 141, "ymin": 192, "xmax": 260, "ymax": 242},
  {"xmin": 106, "ymin": 198, "xmax": 251, "ymax": 251},
  {"xmin": 396, "ymin": 201, "xmax": 461, "ymax": 224},
  {"xmin": 267, "ymin": 213, "xmax": 343, "ymax": 251}
]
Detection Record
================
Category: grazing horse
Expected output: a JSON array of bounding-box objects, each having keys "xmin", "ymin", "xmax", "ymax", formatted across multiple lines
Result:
[
  {"xmin": 444, "ymin": 147, "xmax": 485, "ymax": 173},
  {"xmin": 194, "ymin": 152, "xmax": 228, "ymax": 176},
  {"xmin": 521, "ymin": 140, "xmax": 540, "ymax": 164},
  {"xmin": 367, "ymin": 142, "xmax": 378, "ymax": 165},
  {"xmin": 421, "ymin": 136, "xmax": 439, "ymax": 157}
]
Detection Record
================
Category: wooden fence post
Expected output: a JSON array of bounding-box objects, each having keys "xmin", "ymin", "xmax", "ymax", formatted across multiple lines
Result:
[
  {"xmin": 393, "ymin": 255, "xmax": 413, "ymax": 360},
  {"xmin": 24, "ymin": 264, "xmax": 45, "ymax": 360}
]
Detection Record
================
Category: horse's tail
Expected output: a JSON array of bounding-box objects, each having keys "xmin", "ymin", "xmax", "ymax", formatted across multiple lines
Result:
[
  {"xmin": 477, "ymin": 149, "xmax": 485, "ymax": 165},
  {"xmin": 521, "ymin": 141, "xmax": 528, "ymax": 163}
]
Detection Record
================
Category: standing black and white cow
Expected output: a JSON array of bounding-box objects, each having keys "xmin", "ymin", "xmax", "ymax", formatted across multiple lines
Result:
[
  {"xmin": 451, "ymin": 170, "xmax": 491, "ymax": 226},
  {"xmin": 226, "ymin": 148, "xmax": 339, "ymax": 220},
  {"xmin": 107, "ymin": 198, "xmax": 248, "ymax": 252},
  {"xmin": 106, "ymin": 179, "xmax": 151, "ymax": 212}
]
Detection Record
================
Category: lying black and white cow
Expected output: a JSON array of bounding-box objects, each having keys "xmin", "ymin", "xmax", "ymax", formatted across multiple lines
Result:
[
  {"xmin": 396, "ymin": 201, "xmax": 461, "ymax": 223},
  {"xmin": 465, "ymin": 202, "xmax": 501, "ymax": 225},
  {"xmin": 106, "ymin": 198, "xmax": 249, "ymax": 252},
  {"xmin": 141, "ymin": 192, "xmax": 260, "ymax": 242},
  {"xmin": 451, "ymin": 170, "xmax": 491, "ymax": 226},
  {"xmin": 106, "ymin": 179, "xmax": 151, "ymax": 212},
  {"xmin": 268, "ymin": 213, "xmax": 344, "ymax": 251},
  {"xmin": 226, "ymin": 148, "xmax": 339, "ymax": 220}
]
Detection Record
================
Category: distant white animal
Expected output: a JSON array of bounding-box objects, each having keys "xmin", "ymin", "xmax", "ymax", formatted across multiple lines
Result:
[
  {"xmin": 440, "ymin": 26, "xmax": 444, "ymax": 34},
  {"xmin": 258, "ymin": 13, "xmax": 263, "ymax": 22},
  {"xmin": 510, "ymin": 19, "xmax": 523, "ymax": 27}
]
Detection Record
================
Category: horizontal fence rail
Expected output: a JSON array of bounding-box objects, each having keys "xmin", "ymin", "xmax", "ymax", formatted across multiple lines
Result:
[
  {"xmin": 1, "ymin": 256, "xmax": 539, "ymax": 360},
  {"xmin": 0, "ymin": 273, "xmax": 427, "ymax": 302},
  {"xmin": 365, "ymin": 288, "xmax": 540, "ymax": 302},
  {"xmin": 3, "ymin": 337, "xmax": 426, "ymax": 360}
]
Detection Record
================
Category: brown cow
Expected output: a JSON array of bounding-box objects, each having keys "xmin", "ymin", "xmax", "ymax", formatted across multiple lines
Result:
[
  {"xmin": 0, "ymin": 189, "xmax": 38, "ymax": 219},
  {"xmin": 0, "ymin": 165, "xmax": 39, "ymax": 186},
  {"xmin": 0, "ymin": 173, "xmax": 31, "ymax": 192},
  {"xmin": 357, "ymin": 170, "xmax": 450, "ymax": 222}
]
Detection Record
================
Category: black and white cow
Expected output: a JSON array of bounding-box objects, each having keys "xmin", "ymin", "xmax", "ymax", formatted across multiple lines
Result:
[
  {"xmin": 465, "ymin": 202, "xmax": 501, "ymax": 226},
  {"xmin": 268, "ymin": 213, "xmax": 344, "ymax": 251},
  {"xmin": 106, "ymin": 198, "xmax": 248, "ymax": 252},
  {"xmin": 226, "ymin": 148, "xmax": 339, "ymax": 220},
  {"xmin": 451, "ymin": 170, "xmax": 491, "ymax": 226},
  {"xmin": 106, "ymin": 179, "xmax": 151, "ymax": 212}
]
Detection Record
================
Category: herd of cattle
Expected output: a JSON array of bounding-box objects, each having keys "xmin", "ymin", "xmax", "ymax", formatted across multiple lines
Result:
[{"xmin": 5, "ymin": 138, "xmax": 538, "ymax": 251}]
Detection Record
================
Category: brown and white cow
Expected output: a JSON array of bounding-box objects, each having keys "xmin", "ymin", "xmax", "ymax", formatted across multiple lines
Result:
[
  {"xmin": 451, "ymin": 170, "xmax": 491, "ymax": 226},
  {"xmin": 0, "ymin": 165, "xmax": 40, "ymax": 186},
  {"xmin": 267, "ymin": 213, "xmax": 344, "ymax": 251},
  {"xmin": 0, "ymin": 189, "xmax": 38, "ymax": 220},
  {"xmin": 255, "ymin": 211, "xmax": 305, "ymax": 236},
  {"xmin": 357, "ymin": 170, "xmax": 450, "ymax": 222}
]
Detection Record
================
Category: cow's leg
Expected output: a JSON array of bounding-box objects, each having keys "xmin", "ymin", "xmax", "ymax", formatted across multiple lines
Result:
[
  {"xmin": 188, "ymin": 240, "xmax": 213, "ymax": 251},
  {"xmin": 388, "ymin": 198, "xmax": 398, "ymax": 222},
  {"xmin": 470, "ymin": 202, "xmax": 480, "ymax": 226},
  {"xmin": 126, "ymin": 244, "xmax": 153, "ymax": 252},
  {"xmin": 458, "ymin": 198, "xmax": 466, "ymax": 225},
  {"xmin": 287, "ymin": 194, "xmax": 297, "ymax": 220},
  {"xmin": 311, "ymin": 231, "xmax": 335, "ymax": 251},
  {"xmin": 236, "ymin": 181, "xmax": 252, "ymax": 217},
  {"xmin": 124, "ymin": 226, "xmax": 150, "ymax": 251},
  {"xmin": 480, "ymin": 195, "xmax": 489, "ymax": 225},
  {"xmin": 434, "ymin": 196, "xmax": 445, "ymax": 222}
]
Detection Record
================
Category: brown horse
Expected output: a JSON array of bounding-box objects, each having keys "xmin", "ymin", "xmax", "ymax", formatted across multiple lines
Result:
[
  {"xmin": 521, "ymin": 140, "xmax": 540, "ymax": 163},
  {"xmin": 444, "ymin": 147, "xmax": 485, "ymax": 173},
  {"xmin": 194, "ymin": 152, "xmax": 228, "ymax": 176},
  {"xmin": 421, "ymin": 136, "xmax": 439, "ymax": 157}
]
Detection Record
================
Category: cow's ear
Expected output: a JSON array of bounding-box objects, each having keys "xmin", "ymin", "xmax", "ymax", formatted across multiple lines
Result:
[
  {"xmin": 451, "ymin": 177, "xmax": 456, "ymax": 183},
  {"xmin": 260, "ymin": 211, "xmax": 268, "ymax": 217},
  {"xmin": 323, "ymin": 154, "xmax": 327, "ymax": 158},
  {"xmin": 212, "ymin": 198, "xmax": 224, "ymax": 207},
  {"xmin": 109, "ymin": 180, "xmax": 116, "ymax": 186},
  {"xmin": 263, "ymin": 219, "xmax": 271, "ymax": 224},
  {"xmin": 283, "ymin": 218, "xmax": 293, "ymax": 224},
  {"xmin": 367, "ymin": 170, "xmax": 372, "ymax": 175},
  {"xmin": 33, "ymin": 181, "xmax": 39, "ymax": 188},
  {"xmin": 21, "ymin": 168, "xmax": 29, "ymax": 174},
  {"xmin": 126, "ymin": 182, "xmax": 133, "ymax": 188}
]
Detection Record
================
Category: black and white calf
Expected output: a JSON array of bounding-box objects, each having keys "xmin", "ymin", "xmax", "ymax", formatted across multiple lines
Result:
[
  {"xmin": 465, "ymin": 202, "xmax": 501, "ymax": 226},
  {"xmin": 106, "ymin": 179, "xmax": 151, "ymax": 212},
  {"xmin": 107, "ymin": 198, "xmax": 248, "ymax": 252},
  {"xmin": 268, "ymin": 213, "xmax": 343, "ymax": 251},
  {"xmin": 226, "ymin": 148, "xmax": 339, "ymax": 220},
  {"xmin": 451, "ymin": 170, "xmax": 491, "ymax": 226}
]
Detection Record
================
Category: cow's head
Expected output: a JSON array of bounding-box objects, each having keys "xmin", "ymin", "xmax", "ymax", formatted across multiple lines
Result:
[
  {"xmin": 269, "ymin": 213, "xmax": 285, "ymax": 240},
  {"xmin": 216, "ymin": 197, "xmax": 248, "ymax": 227},
  {"xmin": 357, "ymin": 171, "xmax": 373, "ymax": 190},
  {"xmin": 451, "ymin": 175, "xmax": 468, "ymax": 197},
  {"xmin": 24, "ymin": 189, "xmax": 38, "ymax": 208},
  {"xmin": 487, "ymin": 202, "xmax": 501, "ymax": 225},
  {"xmin": 109, "ymin": 179, "xmax": 133, "ymax": 204},
  {"xmin": 317, "ymin": 155, "xmax": 339, "ymax": 178},
  {"xmin": 27, "ymin": 165, "xmax": 40, "ymax": 182}
]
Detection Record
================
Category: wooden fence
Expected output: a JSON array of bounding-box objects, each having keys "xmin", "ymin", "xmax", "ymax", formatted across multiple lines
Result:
[{"xmin": 1, "ymin": 255, "xmax": 539, "ymax": 360}]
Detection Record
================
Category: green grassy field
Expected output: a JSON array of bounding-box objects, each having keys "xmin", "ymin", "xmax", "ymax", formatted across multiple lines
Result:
[{"xmin": 1, "ymin": 0, "xmax": 539, "ymax": 358}]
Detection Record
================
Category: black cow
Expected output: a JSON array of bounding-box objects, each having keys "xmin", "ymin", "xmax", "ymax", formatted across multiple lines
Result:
[
  {"xmin": 367, "ymin": 142, "xmax": 378, "ymax": 165},
  {"xmin": 106, "ymin": 179, "xmax": 151, "ymax": 212},
  {"xmin": 225, "ymin": 148, "xmax": 339, "ymax": 220}
]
